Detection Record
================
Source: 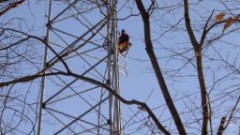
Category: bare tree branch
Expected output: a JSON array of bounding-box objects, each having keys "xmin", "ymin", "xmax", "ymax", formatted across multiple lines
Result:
[
  {"xmin": 183, "ymin": 0, "xmax": 198, "ymax": 49},
  {"xmin": 183, "ymin": 1, "xmax": 210, "ymax": 135},
  {"xmin": 217, "ymin": 116, "xmax": 226, "ymax": 135},
  {"xmin": 0, "ymin": 28, "xmax": 71, "ymax": 73},
  {"xmin": 217, "ymin": 96, "xmax": 240, "ymax": 134},
  {"xmin": 0, "ymin": 0, "xmax": 26, "ymax": 16},
  {"xmin": 0, "ymin": 71, "xmax": 168, "ymax": 134},
  {"xmin": 135, "ymin": 0, "xmax": 186, "ymax": 134},
  {"xmin": 0, "ymin": 0, "xmax": 10, "ymax": 3},
  {"xmin": 200, "ymin": 10, "xmax": 214, "ymax": 45}
]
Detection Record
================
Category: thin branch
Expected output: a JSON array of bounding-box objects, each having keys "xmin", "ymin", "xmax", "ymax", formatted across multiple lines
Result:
[
  {"xmin": 0, "ymin": 71, "xmax": 169, "ymax": 135},
  {"xmin": 1, "ymin": 28, "xmax": 71, "ymax": 73},
  {"xmin": 147, "ymin": 0, "xmax": 156, "ymax": 15},
  {"xmin": 223, "ymin": 96, "xmax": 240, "ymax": 131},
  {"xmin": 183, "ymin": 0, "xmax": 198, "ymax": 49},
  {"xmin": 0, "ymin": 0, "xmax": 10, "ymax": 3},
  {"xmin": 200, "ymin": 10, "xmax": 214, "ymax": 46},
  {"xmin": 0, "ymin": 0, "xmax": 26, "ymax": 16}
]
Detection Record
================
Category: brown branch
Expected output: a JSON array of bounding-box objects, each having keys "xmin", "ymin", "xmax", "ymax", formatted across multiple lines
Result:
[
  {"xmin": 195, "ymin": 24, "xmax": 211, "ymax": 135},
  {"xmin": 208, "ymin": 94, "xmax": 213, "ymax": 135},
  {"xmin": 147, "ymin": 0, "xmax": 156, "ymax": 15},
  {"xmin": 217, "ymin": 95, "xmax": 240, "ymax": 135},
  {"xmin": 217, "ymin": 116, "xmax": 226, "ymax": 135},
  {"xmin": 183, "ymin": 0, "xmax": 198, "ymax": 49},
  {"xmin": 1, "ymin": 28, "xmax": 71, "ymax": 73},
  {"xmin": 206, "ymin": 19, "xmax": 226, "ymax": 33},
  {"xmin": 0, "ymin": 71, "xmax": 169, "ymax": 135},
  {"xmin": 0, "ymin": 36, "xmax": 30, "ymax": 51},
  {"xmin": 183, "ymin": 1, "xmax": 210, "ymax": 135},
  {"xmin": 0, "ymin": 0, "xmax": 26, "ymax": 16},
  {"xmin": 135, "ymin": 0, "xmax": 186, "ymax": 135},
  {"xmin": 0, "ymin": 0, "xmax": 10, "ymax": 3},
  {"xmin": 200, "ymin": 10, "xmax": 214, "ymax": 45}
]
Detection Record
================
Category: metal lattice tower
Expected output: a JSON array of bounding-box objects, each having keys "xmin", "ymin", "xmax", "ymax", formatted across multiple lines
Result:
[{"xmin": 37, "ymin": 0, "xmax": 126, "ymax": 134}]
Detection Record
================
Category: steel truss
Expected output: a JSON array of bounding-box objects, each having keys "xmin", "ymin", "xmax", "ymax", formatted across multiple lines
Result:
[{"xmin": 37, "ymin": 0, "xmax": 124, "ymax": 134}]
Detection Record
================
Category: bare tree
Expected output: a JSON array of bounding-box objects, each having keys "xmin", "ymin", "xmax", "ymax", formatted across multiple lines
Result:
[
  {"xmin": 0, "ymin": 0, "xmax": 240, "ymax": 135},
  {"xmin": 134, "ymin": 0, "xmax": 240, "ymax": 134}
]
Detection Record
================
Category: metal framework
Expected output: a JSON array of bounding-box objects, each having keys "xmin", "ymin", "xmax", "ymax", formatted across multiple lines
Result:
[{"xmin": 37, "ymin": 0, "xmax": 126, "ymax": 134}]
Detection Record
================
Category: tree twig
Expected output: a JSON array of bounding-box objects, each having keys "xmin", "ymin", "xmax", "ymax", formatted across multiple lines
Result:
[
  {"xmin": 0, "ymin": 71, "xmax": 169, "ymax": 135},
  {"xmin": 0, "ymin": 0, "xmax": 26, "ymax": 16}
]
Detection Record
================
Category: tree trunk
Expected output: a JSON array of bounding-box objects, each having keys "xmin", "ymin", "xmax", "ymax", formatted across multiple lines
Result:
[{"xmin": 135, "ymin": 0, "xmax": 186, "ymax": 134}]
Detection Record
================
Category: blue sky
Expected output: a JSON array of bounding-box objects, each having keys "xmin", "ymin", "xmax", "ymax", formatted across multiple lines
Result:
[{"xmin": 1, "ymin": 0, "xmax": 240, "ymax": 134}]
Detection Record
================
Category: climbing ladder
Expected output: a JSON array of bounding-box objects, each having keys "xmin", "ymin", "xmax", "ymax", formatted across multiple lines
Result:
[
  {"xmin": 37, "ymin": 0, "xmax": 124, "ymax": 135},
  {"xmin": 118, "ymin": 53, "xmax": 128, "ymax": 76}
]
